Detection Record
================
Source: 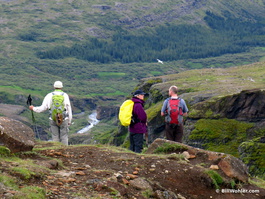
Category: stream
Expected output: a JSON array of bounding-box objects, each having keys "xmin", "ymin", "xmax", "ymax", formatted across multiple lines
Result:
[{"xmin": 77, "ymin": 110, "xmax": 100, "ymax": 134}]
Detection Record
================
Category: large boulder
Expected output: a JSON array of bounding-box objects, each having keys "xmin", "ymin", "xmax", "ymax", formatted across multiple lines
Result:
[
  {"xmin": 0, "ymin": 117, "xmax": 35, "ymax": 153},
  {"xmin": 146, "ymin": 138, "xmax": 249, "ymax": 183}
]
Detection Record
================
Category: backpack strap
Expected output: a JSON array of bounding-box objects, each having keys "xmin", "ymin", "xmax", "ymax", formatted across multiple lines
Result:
[
  {"xmin": 52, "ymin": 92, "xmax": 64, "ymax": 96},
  {"xmin": 131, "ymin": 102, "xmax": 143, "ymax": 125}
]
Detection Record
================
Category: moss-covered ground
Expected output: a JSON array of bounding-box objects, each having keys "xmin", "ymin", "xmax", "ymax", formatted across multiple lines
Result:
[{"xmin": 188, "ymin": 118, "xmax": 255, "ymax": 157}]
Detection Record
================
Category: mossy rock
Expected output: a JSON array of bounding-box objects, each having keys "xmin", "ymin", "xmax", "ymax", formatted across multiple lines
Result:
[
  {"xmin": 153, "ymin": 142, "xmax": 188, "ymax": 154},
  {"xmin": 0, "ymin": 146, "xmax": 11, "ymax": 157},
  {"xmin": 145, "ymin": 101, "xmax": 164, "ymax": 122},
  {"xmin": 239, "ymin": 137, "xmax": 265, "ymax": 179},
  {"xmin": 187, "ymin": 118, "xmax": 255, "ymax": 157}
]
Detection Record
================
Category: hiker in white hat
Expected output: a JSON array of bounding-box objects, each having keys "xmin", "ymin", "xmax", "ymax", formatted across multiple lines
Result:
[{"xmin": 29, "ymin": 81, "xmax": 72, "ymax": 145}]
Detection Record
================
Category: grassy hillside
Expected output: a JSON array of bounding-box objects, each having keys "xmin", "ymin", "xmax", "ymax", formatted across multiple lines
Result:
[
  {"xmin": 0, "ymin": 0, "xmax": 265, "ymax": 100},
  {"xmin": 0, "ymin": 0, "xmax": 265, "ymax": 137}
]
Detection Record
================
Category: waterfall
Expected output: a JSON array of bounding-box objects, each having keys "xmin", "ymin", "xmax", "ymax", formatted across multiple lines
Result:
[{"xmin": 77, "ymin": 110, "xmax": 100, "ymax": 134}]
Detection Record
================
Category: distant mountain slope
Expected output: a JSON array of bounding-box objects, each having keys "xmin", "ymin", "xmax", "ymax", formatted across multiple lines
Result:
[
  {"xmin": 0, "ymin": 0, "xmax": 264, "ymax": 102},
  {"xmin": 1, "ymin": 0, "xmax": 264, "ymax": 39}
]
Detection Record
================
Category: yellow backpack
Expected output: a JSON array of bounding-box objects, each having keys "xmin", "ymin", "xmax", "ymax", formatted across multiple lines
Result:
[{"xmin": 118, "ymin": 100, "xmax": 134, "ymax": 126}]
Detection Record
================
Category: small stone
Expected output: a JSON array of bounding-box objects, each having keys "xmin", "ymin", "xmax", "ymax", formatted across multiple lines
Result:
[
  {"xmin": 126, "ymin": 174, "xmax": 138, "ymax": 179},
  {"xmin": 130, "ymin": 178, "xmax": 153, "ymax": 190},
  {"xmin": 122, "ymin": 178, "xmax": 130, "ymax": 185},
  {"xmin": 57, "ymin": 181, "xmax": 63, "ymax": 185},
  {"xmin": 133, "ymin": 171, "xmax": 139, "ymax": 175},
  {"xmin": 165, "ymin": 170, "xmax": 169, "ymax": 174},
  {"xmin": 76, "ymin": 171, "xmax": 85, "ymax": 176},
  {"xmin": 149, "ymin": 168, "xmax": 155, "ymax": 172},
  {"xmin": 151, "ymin": 164, "xmax": 156, "ymax": 168},
  {"xmin": 182, "ymin": 151, "xmax": 190, "ymax": 159},
  {"xmin": 47, "ymin": 176, "xmax": 54, "ymax": 180},
  {"xmin": 64, "ymin": 178, "xmax": 76, "ymax": 183},
  {"xmin": 42, "ymin": 182, "xmax": 48, "ymax": 186},
  {"xmin": 210, "ymin": 165, "xmax": 219, "ymax": 170}
]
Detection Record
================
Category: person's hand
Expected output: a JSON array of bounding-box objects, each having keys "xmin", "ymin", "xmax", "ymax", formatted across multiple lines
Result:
[{"xmin": 29, "ymin": 105, "xmax": 34, "ymax": 111}]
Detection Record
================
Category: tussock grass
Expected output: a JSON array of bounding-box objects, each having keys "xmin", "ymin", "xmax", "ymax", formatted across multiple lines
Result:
[{"xmin": 204, "ymin": 169, "xmax": 224, "ymax": 189}]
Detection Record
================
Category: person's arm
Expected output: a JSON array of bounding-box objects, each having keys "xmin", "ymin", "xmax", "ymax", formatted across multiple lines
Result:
[
  {"xmin": 161, "ymin": 99, "xmax": 168, "ymax": 116},
  {"xmin": 181, "ymin": 99, "xmax": 189, "ymax": 116},
  {"xmin": 64, "ymin": 93, "xmax": 72, "ymax": 125},
  {"xmin": 134, "ymin": 104, "xmax": 147, "ymax": 123},
  {"xmin": 29, "ymin": 93, "xmax": 51, "ymax": 113}
]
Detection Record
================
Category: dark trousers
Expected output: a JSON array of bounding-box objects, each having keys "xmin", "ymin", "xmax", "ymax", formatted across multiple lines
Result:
[
  {"xmin": 165, "ymin": 123, "xmax": 183, "ymax": 143},
  {"xmin": 129, "ymin": 133, "xmax": 143, "ymax": 153}
]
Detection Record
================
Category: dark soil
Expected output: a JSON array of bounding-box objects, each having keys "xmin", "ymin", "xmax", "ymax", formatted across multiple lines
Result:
[{"xmin": 17, "ymin": 142, "xmax": 265, "ymax": 199}]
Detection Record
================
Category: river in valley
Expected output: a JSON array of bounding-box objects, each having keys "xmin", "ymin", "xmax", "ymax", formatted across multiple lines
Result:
[{"xmin": 77, "ymin": 110, "xmax": 100, "ymax": 134}]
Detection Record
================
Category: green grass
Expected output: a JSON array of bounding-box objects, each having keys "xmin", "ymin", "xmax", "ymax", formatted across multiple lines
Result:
[
  {"xmin": 204, "ymin": 169, "xmax": 223, "ymax": 189},
  {"xmin": 239, "ymin": 137, "xmax": 265, "ymax": 178},
  {"xmin": 0, "ymin": 146, "xmax": 11, "ymax": 157},
  {"xmin": 249, "ymin": 177, "xmax": 265, "ymax": 189},
  {"xmin": 153, "ymin": 142, "xmax": 188, "ymax": 154},
  {"xmin": 97, "ymin": 72, "xmax": 126, "ymax": 78},
  {"xmin": 11, "ymin": 167, "xmax": 35, "ymax": 180},
  {"xmin": 14, "ymin": 186, "xmax": 46, "ymax": 199},
  {"xmin": 0, "ymin": 174, "xmax": 18, "ymax": 190}
]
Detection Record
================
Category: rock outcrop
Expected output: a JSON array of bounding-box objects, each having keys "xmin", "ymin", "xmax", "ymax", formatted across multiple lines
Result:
[
  {"xmin": 146, "ymin": 138, "xmax": 249, "ymax": 183},
  {"xmin": 191, "ymin": 89, "xmax": 265, "ymax": 121},
  {"xmin": 0, "ymin": 117, "xmax": 35, "ymax": 153}
]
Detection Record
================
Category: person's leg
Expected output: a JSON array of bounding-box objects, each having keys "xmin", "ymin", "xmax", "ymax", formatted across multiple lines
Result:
[
  {"xmin": 134, "ymin": 133, "xmax": 144, "ymax": 153},
  {"xmin": 165, "ymin": 124, "xmax": 174, "ymax": 141},
  {"xmin": 50, "ymin": 120, "xmax": 60, "ymax": 142},
  {"xmin": 129, "ymin": 133, "xmax": 135, "ymax": 152},
  {"xmin": 175, "ymin": 124, "xmax": 184, "ymax": 143},
  {"xmin": 59, "ymin": 119, "xmax": 69, "ymax": 145}
]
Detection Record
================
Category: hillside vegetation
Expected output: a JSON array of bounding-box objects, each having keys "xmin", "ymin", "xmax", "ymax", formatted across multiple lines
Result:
[
  {"xmin": 0, "ymin": 0, "xmax": 265, "ymax": 101},
  {"xmin": 0, "ymin": 0, "xmax": 265, "ymax": 139}
]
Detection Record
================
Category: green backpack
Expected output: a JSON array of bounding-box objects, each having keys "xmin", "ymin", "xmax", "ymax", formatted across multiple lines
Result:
[{"xmin": 50, "ymin": 92, "xmax": 65, "ymax": 126}]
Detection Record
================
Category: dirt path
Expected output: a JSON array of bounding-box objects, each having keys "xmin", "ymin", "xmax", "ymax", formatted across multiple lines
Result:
[{"xmin": 25, "ymin": 144, "xmax": 265, "ymax": 199}]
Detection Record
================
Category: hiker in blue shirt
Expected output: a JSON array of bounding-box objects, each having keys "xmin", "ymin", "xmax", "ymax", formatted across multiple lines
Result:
[{"xmin": 161, "ymin": 86, "xmax": 188, "ymax": 142}]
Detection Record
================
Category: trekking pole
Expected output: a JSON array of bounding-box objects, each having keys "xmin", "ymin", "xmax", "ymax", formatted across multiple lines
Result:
[{"xmin": 27, "ymin": 95, "xmax": 40, "ymax": 140}]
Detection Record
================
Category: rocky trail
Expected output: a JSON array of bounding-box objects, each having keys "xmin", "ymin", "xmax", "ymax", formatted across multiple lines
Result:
[{"xmin": 11, "ymin": 140, "xmax": 265, "ymax": 199}]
